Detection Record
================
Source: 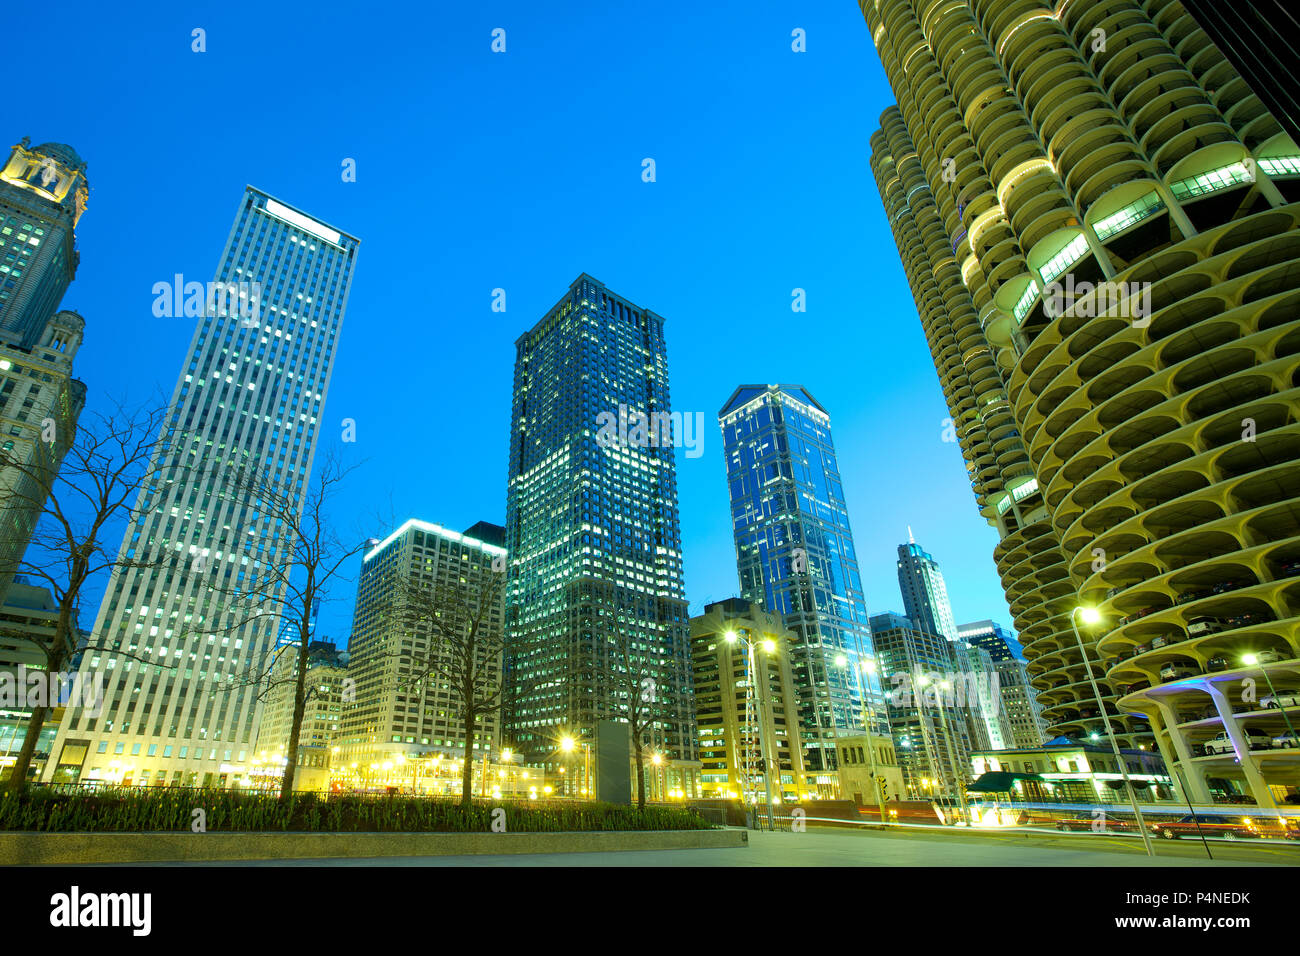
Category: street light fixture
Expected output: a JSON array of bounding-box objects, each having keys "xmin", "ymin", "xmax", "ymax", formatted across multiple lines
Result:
[
  {"xmin": 559, "ymin": 734, "xmax": 591, "ymax": 798},
  {"xmin": 835, "ymin": 652, "xmax": 888, "ymax": 825},
  {"xmin": 726, "ymin": 626, "xmax": 776, "ymax": 828},
  {"xmin": 935, "ymin": 678, "xmax": 970, "ymax": 826},
  {"xmin": 1243, "ymin": 654, "xmax": 1298, "ymax": 743},
  {"xmin": 1070, "ymin": 606, "xmax": 1156, "ymax": 857}
]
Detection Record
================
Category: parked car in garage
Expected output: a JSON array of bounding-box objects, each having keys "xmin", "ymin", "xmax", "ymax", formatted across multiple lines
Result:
[
  {"xmin": 1201, "ymin": 728, "xmax": 1272, "ymax": 755},
  {"xmin": 1262, "ymin": 692, "xmax": 1300, "ymax": 710},
  {"xmin": 1187, "ymin": 616, "xmax": 1224, "ymax": 637},
  {"xmin": 1159, "ymin": 661, "xmax": 1199, "ymax": 681},
  {"xmin": 1244, "ymin": 648, "xmax": 1286, "ymax": 665}
]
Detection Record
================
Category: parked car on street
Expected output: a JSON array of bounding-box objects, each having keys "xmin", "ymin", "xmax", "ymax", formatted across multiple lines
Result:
[
  {"xmin": 1054, "ymin": 811, "xmax": 1137, "ymax": 833},
  {"xmin": 1150, "ymin": 814, "xmax": 1259, "ymax": 840}
]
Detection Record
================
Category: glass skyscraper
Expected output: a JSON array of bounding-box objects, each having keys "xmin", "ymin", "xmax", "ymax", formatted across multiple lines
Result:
[
  {"xmin": 504, "ymin": 274, "xmax": 696, "ymax": 775},
  {"xmin": 45, "ymin": 187, "xmax": 358, "ymax": 786},
  {"xmin": 719, "ymin": 384, "xmax": 876, "ymax": 774},
  {"xmin": 897, "ymin": 537, "xmax": 958, "ymax": 642}
]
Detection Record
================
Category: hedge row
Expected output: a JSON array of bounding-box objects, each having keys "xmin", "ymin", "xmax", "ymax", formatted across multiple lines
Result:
[{"xmin": 0, "ymin": 787, "xmax": 715, "ymax": 833}]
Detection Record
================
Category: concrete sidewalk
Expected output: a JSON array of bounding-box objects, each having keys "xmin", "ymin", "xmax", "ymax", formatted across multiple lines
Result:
[{"xmin": 135, "ymin": 827, "xmax": 1295, "ymax": 866}]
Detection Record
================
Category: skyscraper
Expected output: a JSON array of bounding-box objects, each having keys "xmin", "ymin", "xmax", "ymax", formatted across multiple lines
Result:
[
  {"xmin": 869, "ymin": 612, "xmax": 971, "ymax": 800},
  {"xmin": 338, "ymin": 520, "xmax": 506, "ymax": 771},
  {"xmin": 504, "ymin": 275, "xmax": 696, "ymax": 778},
  {"xmin": 719, "ymin": 384, "xmax": 877, "ymax": 777},
  {"xmin": 0, "ymin": 140, "xmax": 89, "ymax": 602},
  {"xmin": 863, "ymin": 0, "xmax": 1300, "ymax": 807},
  {"xmin": 45, "ymin": 187, "xmax": 358, "ymax": 786},
  {"xmin": 897, "ymin": 537, "xmax": 958, "ymax": 641},
  {"xmin": 896, "ymin": 536, "xmax": 1008, "ymax": 750},
  {"xmin": 959, "ymin": 620, "xmax": 1049, "ymax": 751}
]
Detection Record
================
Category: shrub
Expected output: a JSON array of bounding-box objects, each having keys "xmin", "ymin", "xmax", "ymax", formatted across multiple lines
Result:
[{"xmin": 0, "ymin": 786, "xmax": 715, "ymax": 834}]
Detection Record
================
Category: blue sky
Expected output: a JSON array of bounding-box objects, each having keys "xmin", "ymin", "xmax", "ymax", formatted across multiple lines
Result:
[{"xmin": 14, "ymin": 0, "xmax": 1010, "ymax": 645}]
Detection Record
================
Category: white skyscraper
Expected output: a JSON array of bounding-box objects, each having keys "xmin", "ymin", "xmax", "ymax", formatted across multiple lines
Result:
[{"xmin": 45, "ymin": 188, "xmax": 358, "ymax": 787}]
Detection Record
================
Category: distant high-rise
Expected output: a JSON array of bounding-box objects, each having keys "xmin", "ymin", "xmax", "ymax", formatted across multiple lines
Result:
[
  {"xmin": 719, "ymin": 384, "xmax": 878, "ymax": 776},
  {"xmin": 957, "ymin": 620, "xmax": 1023, "ymax": 664},
  {"xmin": 863, "ymin": 0, "xmax": 1300, "ymax": 808},
  {"xmin": 504, "ymin": 275, "xmax": 696, "ymax": 777},
  {"xmin": 959, "ymin": 620, "xmax": 1049, "ymax": 751},
  {"xmin": 338, "ymin": 520, "xmax": 506, "ymax": 771},
  {"xmin": 46, "ymin": 188, "xmax": 358, "ymax": 786},
  {"xmin": 689, "ymin": 598, "xmax": 806, "ymax": 802},
  {"xmin": 896, "ymin": 537, "xmax": 957, "ymax": 642},
  {"xmin": 0, "ymin": 140, "xmax": 89, "ymax": 603},
  {"xmin": 869, "ymin": 612, "xmax": 971, "ymax": 799}
]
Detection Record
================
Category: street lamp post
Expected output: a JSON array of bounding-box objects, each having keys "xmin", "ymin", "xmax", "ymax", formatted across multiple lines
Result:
[
  {"xmin": 726, "ymin": 629, "xmax": 776, "ymax": 829},
  {"xmin": 836, "ymin": 653, "xmax": 887, "ymax": 824},
  {"xmin": 1243, "ymin": 654, "xmax": 1298, "ymax": 740},
  {"xmin": 917, "ymin": 673, "xmax": 969, "ymax": 825},
  {"xmin": 559, "ymin": 735, "xmax": 592, "ymax": 799},
  {"xmin": 1070, "ymin": 606, "xmax": 1156, "ymax": 857}
]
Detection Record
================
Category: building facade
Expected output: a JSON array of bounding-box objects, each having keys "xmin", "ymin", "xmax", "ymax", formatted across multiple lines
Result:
[
  {"xmin": 863, "ymin": 0, "xmax": 1300, "ymax": 807},
  {"xmin": 0, "ymin": 140, "xmax": 89, "ymax": 604},
  {"xmin": 897, "ymin": 538, "xmax": 958, "ymax": 641},
  {"xmin": 1180, "ymin": 0, "xmax": 1300, "ymax": 149},
  {"xmin": 504, "ymin": 275, "xmax": 696, "ymax": 778},
  {"xmin": 960, "ymin": 619, "xmax": 1049, "ymax": 750},
  {"xmin": 45, "ymin": 188, "xmax": 358, "ymax": 786},
  {"xmin": 253, "ymin": 639, "xmax": 348, "ymax": 792},
  {"xmin": 337, "ymin": 520, "xmax": 506, "ymax": 772},
  {"xmin": 835, "ymin": 733, "xmax": 906, "ymax": 808},
  {"xmin": 869, "ymin": 612, "xmax": 973, "ymax": 800},
  {"xmin": 896, "ymin": 538, "xmax": 1011, "ymax": 750},
  {"xmin": 972, "ymin": 738, "xmax": 1173, "ymax": 806},
  {"xmin": 0, "ymin": 580, "xmax": 86, "ymax": 781},
  {"xmin": 719, "ymin": 384, "xmax": 879, "ymax": 777},
  {"xmin": 690, "ymin": 598, "xmax": 806, "ymax": 802}
]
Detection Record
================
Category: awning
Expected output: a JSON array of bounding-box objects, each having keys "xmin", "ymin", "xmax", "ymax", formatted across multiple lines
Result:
[{"xmin": 967, "ymin": 771, "xmax": 1046, "ymax": 793}]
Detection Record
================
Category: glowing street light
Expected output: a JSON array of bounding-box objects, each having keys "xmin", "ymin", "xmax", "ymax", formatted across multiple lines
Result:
[
  {"xmin": 833, "ymin": 652, "xmax": 889, "ymax": 825},
  {"xmin": 1243, "ymin": 654, "xmax": 1298, "ymax": 741},
  {"xmin": 1070, "ymin": 605, "xmax": 1155, "ymax": 857}
]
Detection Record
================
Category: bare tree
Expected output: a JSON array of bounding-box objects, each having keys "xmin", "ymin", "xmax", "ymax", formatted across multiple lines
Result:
[
  {"xmin": 605, "ymin": 628, "xmax": 691, "ymax": 810},
  {"xmin": 0, "ymin": 399, "xmax": 172, "ymax": 792},
  {"xmin": 389, "ymin": 558, "xmax": 507, "ymax": 809},
  {"xmin": 198, "ymin": 452, "xmax": 367, "ymax": 802}
]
